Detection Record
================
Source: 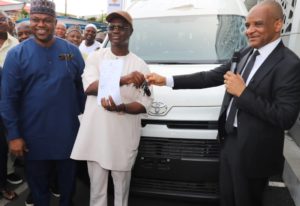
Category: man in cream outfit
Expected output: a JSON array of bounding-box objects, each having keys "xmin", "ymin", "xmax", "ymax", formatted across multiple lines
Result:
[{"xmin": 71, "ymin": 11, "xmax": 153, "ymax": 206}]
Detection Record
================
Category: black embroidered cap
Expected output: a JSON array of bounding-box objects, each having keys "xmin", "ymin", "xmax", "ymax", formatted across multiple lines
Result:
[{"xmin": 30, "ymin": 0, "xmax": 56, "ymax": 17}]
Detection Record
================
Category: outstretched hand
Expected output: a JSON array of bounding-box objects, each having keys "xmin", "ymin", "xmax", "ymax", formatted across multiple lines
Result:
[{"xmin": 145, "ymin": 73, "xmax": 166, "ymax": 86}]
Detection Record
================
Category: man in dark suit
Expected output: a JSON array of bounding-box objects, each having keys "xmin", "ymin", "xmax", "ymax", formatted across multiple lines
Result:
[{"xmin": 146, "ymin": 1, "xmax": 300, "ymax": 206}]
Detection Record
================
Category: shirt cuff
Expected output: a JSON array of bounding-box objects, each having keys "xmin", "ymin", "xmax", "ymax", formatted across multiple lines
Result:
[
  {"xmin": 166, "ymin": 76, "xmax": 174, "ymax": 88},
  {"xmin": 6, "ymin": 129, "xmax": 21, "ymax": 141}
]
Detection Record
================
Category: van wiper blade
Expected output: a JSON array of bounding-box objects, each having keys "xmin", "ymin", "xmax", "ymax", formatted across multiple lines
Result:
[
  {"xmin": 146, "ymin": 60, "xmax": 200, "ymax": 64},
  {"xmin": 145, "ymin": 60, "xmax": 222, "ymax": 64}
]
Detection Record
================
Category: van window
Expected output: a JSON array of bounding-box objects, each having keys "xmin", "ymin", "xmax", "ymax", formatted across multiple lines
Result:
[{"xmin": 127, "ymin": 15, "xmax": 248, "ymax": 64}]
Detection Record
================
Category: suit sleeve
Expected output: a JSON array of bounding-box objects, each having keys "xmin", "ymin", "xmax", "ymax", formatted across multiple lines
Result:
[
  {"xmin": 173, "ymin": 62, "xmax": 230, "ymax": 89},
  {"xmin": 237, "ymin": 55, "xmax": 300, "ymax": 130}
]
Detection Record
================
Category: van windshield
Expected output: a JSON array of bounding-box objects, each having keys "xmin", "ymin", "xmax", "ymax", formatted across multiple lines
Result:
[{"xmin": 128, "ymin": 15, "xmax": 248, "ymax": 64}]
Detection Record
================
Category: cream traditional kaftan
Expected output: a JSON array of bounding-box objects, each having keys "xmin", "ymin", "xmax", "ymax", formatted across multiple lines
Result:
[{"xmin": 71, "ymin": 48, "xmax": 153, "ymax": 171}]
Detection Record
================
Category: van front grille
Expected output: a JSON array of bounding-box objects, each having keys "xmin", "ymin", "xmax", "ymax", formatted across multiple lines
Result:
[
  {"xmin": 138, "ymin": 137, "xmax": 220, "ymax": 160},
  {"xmin": 141, "ymin": 120, "xmax": 218, "ymax": 129},
  {"xmin": 131, "ymin": 177, "xmax": 219, "ymax": 199}
]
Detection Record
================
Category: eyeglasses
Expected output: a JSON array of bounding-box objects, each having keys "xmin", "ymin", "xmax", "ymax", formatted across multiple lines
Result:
[
  {"xmin": 30, "ymin": 17, "xmax": 55, "ymax": 24},
  {"xmin": 107, "ymin": 24, "xmax": 130, "ymax": 32},
  {"xmin": 0, "ymin": 17, "xmax": 7, "ymax": 22}
]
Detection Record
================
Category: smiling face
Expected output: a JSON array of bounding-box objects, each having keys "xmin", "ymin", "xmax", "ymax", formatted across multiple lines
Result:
[
  {"xmin": 107, "ymin": 17, "xmax": 132, "ymax": 49},
  {"xmin": 30, "ymin": 13, "xmax": 56, "ymax": 46},
  {"xmin": 55, "ymin": 22, "xmax": 66, "ymax": 38},
  {"xmin": 84, "ymin": 26, "xmax": 96, "ymax": 45},
  {"xmin": 66, "ymin": 30, "xmax": 82, "ymax": 46},
  {"xmin": 245, "ymin": 4, "xmax": 283, "ymax": 49},
  {"xmin": 17, "ymin": 24, "xmax": 32, "ymax": 42}
]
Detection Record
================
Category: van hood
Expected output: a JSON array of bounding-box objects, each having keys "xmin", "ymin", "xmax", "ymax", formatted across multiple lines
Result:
[{"xmin": 146, "ymin": 64, "xmax": 225, "ymax": 120}]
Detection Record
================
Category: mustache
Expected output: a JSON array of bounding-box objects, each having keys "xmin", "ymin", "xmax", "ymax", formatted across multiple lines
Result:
[{"xmin": 0, "ymin": 26, "xmax": 8, "ymax": 31}]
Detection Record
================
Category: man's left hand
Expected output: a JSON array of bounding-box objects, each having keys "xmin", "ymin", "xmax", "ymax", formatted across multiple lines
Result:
[
  {"xmin": 224, "ymin": 71, "xmax": 246, "ymax": 97},
  {"xmin": 101, "ymin": 96, "xmax": 125, "ymax": 112}
]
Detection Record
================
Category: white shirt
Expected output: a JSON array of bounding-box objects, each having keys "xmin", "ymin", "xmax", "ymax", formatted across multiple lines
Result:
[
  {"xmin": 245, "ymin": 38, "xmax": 281, "ymax": 85},
  {"xmin": 79, "ymin": 40, "xmax": 101, "ymax": 60},
  {"xmin": 0, "ymin": 33, "xmax": 19, "ymax": 67}
]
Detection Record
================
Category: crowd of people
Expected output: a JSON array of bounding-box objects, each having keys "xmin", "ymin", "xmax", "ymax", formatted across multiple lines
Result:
[
  {"xmin": 0, "ymin": 0, "xmax": 151, "ymax": 206},
  {"xmin": 1, "ymin": 0, "xmax": 300, "ymax": 206}
]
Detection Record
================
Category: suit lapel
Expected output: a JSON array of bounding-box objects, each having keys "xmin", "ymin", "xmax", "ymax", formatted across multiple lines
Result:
[
  {"xmin": 221, "ymin": 48, "xmax": 252, "ymax": 109},
  {"xmin": 248, "ymin": 41, "xmax": 284, "ymax": 88},
  {"xmin": 236, "ymin": 49, "xmax": 252, "ymax": 74}
]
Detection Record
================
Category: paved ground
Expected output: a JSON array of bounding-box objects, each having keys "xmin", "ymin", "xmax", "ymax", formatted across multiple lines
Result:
[{"xmin": 0, "ymin": 165, "xmax": 296, "ymax": 206}]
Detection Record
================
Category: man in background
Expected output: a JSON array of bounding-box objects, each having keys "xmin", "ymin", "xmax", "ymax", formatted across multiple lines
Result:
[
  {"xmin": 55, "ymin": 21, "xmax": 66, "ymax": 39},
  {"xmin": 66, "ymin": 25, "xmax": 82, "ymax": 47},
  {"xmin": 95, "ymin": 31, "xmax": 106, "ymax": 44},
  {"xmin": 79, "ymin": 23, "xmax": 101, "ymax": 59},
  {"xmin": 16, "ymin": 22, "xmax": 32, "ymax": 42},
  {"xmin": 0, "ymin": 10, "xmax": 23, "ymax": 188},
  {"xmin": 0, "ymin": 11, "xmax": 18, "ymax": 67}
]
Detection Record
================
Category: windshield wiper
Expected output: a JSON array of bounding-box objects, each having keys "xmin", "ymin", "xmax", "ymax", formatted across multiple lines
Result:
[{"xmin": 145, "ymin": 60, "xmax": 223, "ymax": 64}]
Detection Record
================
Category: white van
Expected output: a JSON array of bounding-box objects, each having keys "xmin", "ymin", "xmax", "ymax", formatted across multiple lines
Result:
[{"xmin": 104, "ymin": 0, "xmax": 248, "ymax": 201}]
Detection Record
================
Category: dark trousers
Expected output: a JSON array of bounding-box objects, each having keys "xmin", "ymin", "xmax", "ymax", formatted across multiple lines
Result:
[
  {"xmin": 0, "ymin": 122, "xmax": 7, "ymax": 189},
  {"xmin": 219, "ymin": 131, "xmax": 268, "ymax": 206},
  {"xmin": 25, "ymin": 159, "xmax": 76, "ymax": 206}
]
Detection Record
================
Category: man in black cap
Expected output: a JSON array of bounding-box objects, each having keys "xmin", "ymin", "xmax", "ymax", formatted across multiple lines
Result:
[{"xmin": 1, "ymin": 0, "xmax": 85, "ymax": 205}]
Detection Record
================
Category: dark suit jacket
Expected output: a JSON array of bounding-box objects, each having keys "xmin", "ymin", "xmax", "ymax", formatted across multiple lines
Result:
[{"xmin": 173, "ymin": 41, "xmax": 300, "ymax": 177}]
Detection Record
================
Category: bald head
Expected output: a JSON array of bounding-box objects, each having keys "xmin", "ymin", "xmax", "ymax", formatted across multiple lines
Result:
[
  {"xmin": 251, "ymin": 0, "xmax": 283, "ymax": 20},
  {"xmin": 245, "ymin": 0, "xmax": 283, "ymax": 49}
]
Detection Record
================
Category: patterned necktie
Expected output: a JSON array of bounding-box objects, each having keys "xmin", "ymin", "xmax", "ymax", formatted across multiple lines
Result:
[{"xmin": 225, "ymin": 50, "xmax": 260, "ymax": 134}]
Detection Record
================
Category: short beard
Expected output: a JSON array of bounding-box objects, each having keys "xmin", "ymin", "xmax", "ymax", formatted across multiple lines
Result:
[
  {"xmin": 34, "ymin": 33, "xmax": 54, "ymax": 43},
  {"xmin": 0, "ymin": 31, "xmax": 8, "ymax": 40}
]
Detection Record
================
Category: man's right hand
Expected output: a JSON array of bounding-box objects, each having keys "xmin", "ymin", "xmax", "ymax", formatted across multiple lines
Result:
[
  {"xmin": 9, "ymin": 138, "xmax": 28, "ymax": 157},
  {"xmin": 120, "ymin": 71, "xmax": 145, "ymax": 87},
  {"xmin": 146, "ymin": 73, "xmax": 166, "ymax": 86}
]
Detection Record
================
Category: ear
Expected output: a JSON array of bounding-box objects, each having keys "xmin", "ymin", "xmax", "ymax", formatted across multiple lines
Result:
[
  {"xmin": 127, "ymin": 27, "xmax": 133, "ymax": 37},
  {"xmin": 274, "ymin": 19, "xmax": 283, "ymax": 33}
]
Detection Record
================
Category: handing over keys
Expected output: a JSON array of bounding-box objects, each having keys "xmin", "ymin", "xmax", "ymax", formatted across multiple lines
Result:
[
  {"xmin": 141, "ymin": 80, "xmax": 151, "ymax": 96},
  {"xmin": 146, "ymin": 73, "xmax": 167, "ymax": 86},
  {"xmin": 120, "ymin": 71, "xmax": 151, "ymax": 96}
]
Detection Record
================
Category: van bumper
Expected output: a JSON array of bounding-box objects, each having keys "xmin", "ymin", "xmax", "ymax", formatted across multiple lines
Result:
[{"xmin": 131, "ymin": 136, "xmax": 220, "ymax": 201}]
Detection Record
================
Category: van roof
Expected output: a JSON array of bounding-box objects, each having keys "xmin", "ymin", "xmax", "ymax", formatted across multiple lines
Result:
[{"xmin": 127, "ymin": 0, "xmax": 248, "ymax": 18}]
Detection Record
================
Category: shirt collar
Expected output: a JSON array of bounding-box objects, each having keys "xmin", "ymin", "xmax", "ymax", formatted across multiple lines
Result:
[{"xmin": 257, "ymin": 38, "xmax": 281, "ymax": 58}]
